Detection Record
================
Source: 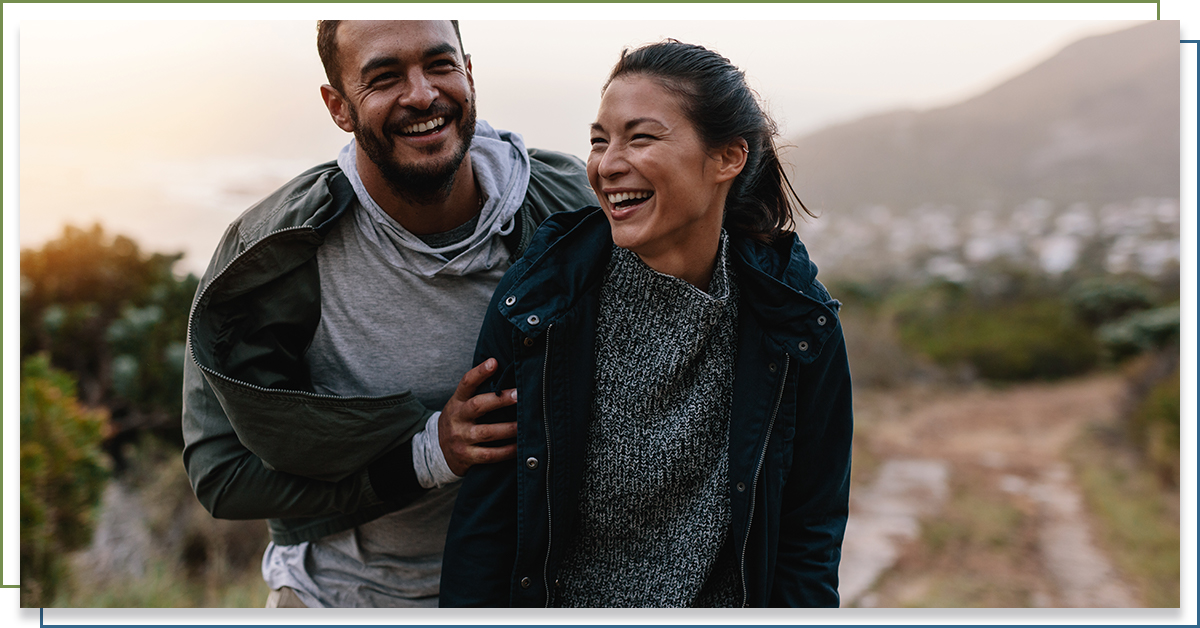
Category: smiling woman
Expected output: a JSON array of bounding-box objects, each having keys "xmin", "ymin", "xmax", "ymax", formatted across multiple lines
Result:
[{"xmin": 440, "ymin": 40, "xmax": 853, "ymax": 608}]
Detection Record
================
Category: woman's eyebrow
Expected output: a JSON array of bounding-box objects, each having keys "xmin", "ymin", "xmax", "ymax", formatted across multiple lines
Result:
[
  {"xmin": 590, "ymin": 118, "xmax": 666, "ymax": 134},
  {"xmin": 623, "ymin": 117, "xmax": 665, "ymax": 131}
]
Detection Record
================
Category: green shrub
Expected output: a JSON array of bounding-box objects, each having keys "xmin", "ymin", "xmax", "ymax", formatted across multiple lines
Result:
[
  {"xmin": 1098, "ymin": 306, "xmax": 1180, "ymax": 362},
  {"xmin": 20, "ymin": 355, "xmax": 110, "ymax": 607},
  {"xmin": 1067, "ymin": 277, "xmax": 1156, "ymax": 327},
  {"xmin": 20, "ymin": 224, "xmax": 198, "ymax": 431},
  {"xmin": 896, "ymin": 293, "xmax": 1099, "ymax": 381}
]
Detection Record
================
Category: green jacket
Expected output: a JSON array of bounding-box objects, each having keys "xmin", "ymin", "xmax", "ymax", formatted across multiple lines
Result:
[{"xmin": 182, "ymin": 150, "xmax": 595, "ymax": 545}]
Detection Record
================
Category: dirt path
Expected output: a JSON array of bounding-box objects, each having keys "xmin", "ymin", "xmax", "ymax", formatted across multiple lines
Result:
[{"xmin": 842, "ymin": 374, "xmax": 1138, "ymax": 607}]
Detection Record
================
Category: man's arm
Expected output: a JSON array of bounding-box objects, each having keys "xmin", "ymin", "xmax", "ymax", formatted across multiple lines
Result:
[
  {"xmin": 182, "ymin": 341, "xmax": 518, "ymax": 520},
  {"xmin": 182, "ymin": 349, "xmax": 396, "ymax": 519}
]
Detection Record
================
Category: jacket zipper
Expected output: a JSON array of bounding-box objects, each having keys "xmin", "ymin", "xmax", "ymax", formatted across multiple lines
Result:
[
  {"xmin": 740, "ymin": 352, "xmax": 790, "ymax": 607},
  {"xmin": 541, "ymin": 324, "xmax": 555, "ymax": 607},
  {"xmin": 187, "ymin": 225, "xmax": 398, "ymax": 402}
]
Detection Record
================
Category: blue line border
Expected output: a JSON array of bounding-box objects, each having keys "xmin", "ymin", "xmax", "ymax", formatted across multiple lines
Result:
[{"xmin": 1185, "ymin": 33, "xmax": 1195, "ymax": 628}]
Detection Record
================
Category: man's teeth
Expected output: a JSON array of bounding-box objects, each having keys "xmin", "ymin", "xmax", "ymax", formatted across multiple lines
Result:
[
  {"xmin": 401, "ymin": 117, "xmax": 445, "ymax": 135},
  {"xmin": 607, "ymin": 191, "xmax": 652, "ymax": 205}
]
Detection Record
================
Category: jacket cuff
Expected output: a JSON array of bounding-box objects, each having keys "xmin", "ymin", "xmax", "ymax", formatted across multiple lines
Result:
[{"xmin": 366, "ymin": 438, "xmax": 426, "ymax": 504}]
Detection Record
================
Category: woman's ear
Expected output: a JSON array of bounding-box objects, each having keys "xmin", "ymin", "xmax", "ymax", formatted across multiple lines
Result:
[{"xmin": 713, "ymin": 138, "xmax": 749, "ymax": 183}]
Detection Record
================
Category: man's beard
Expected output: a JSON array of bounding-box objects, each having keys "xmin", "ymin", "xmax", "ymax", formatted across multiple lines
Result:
[{"xmin": 352, "ymin": 99, "xmax": 477, "ymax": 206}]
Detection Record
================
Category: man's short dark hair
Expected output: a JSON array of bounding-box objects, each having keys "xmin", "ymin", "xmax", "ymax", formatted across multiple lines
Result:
[{"xmin": 317, "ymin": 20, "xmax": 465, "ymax": 93}]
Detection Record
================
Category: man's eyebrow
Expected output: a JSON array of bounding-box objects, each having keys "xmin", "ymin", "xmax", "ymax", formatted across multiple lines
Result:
[
  {"xmin": 360, "ymin": 55, "xmax": 401, "ymax": 78},
  {"xmin": 358, "ymin": 44, "xmax": 460, "ymax": 78},
  {"xmin": 423, "ymin": 42, "xmax": 460, "ymax": 60}
]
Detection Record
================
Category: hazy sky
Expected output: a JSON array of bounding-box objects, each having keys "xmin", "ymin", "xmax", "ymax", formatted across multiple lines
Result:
[{"xmin": 18, "ymin": 18, "xmax": 1147, "ymax": 274}]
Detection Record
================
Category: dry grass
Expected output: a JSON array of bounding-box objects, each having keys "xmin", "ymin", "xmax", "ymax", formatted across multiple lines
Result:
[
  {"xmin": 1068, "ymin": 424, "xmax": 1180, "ymax": 608},
  {"xmin": 850, "ymin": 373, "xmax": 1175, "ymax": 608},
  {"xmin": 862, "ymin": 465, "xmax": 1052, "ymax": 607},
  {"xmin": 53, "ymin": 435, "xmax": 272, "ymax": 608}
]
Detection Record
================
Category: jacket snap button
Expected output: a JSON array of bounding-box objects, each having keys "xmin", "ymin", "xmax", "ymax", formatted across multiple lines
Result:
[
  {"xmin": 526, "ymin": 456, "xmax": 539, "ymax": 469},
  {"xmin": 736, "ymin": 482, "xmax": 746, "ymax": 492},
  {"xmin": 524, "ymin": 337, "xmax": 534, "ymax": 347},
  {"xmin": 768, "ymin": 363, "xmax": 777, "ymax": 373},
  {"xmin": 504, "ymin": 296, "xmax": 516, "ymax": 307},
  {"xmin": 817, "ymin": 315, "xmax": 827, "ymax": 326},
  {"xmin": 798, "ymin": 341, "xmax": 809, "ymax": 351},
  {"xmin": 520, "ymin": 577, "xmax": 532, "ymax": 589},
  {"xmin": 527, "ymin": 314, "xmax": 540, "ymax": 326}
]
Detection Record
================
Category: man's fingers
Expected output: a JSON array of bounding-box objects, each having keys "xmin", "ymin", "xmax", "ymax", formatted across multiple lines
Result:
[
  {"xmin": 468, "ymin": 420, "xmax": 518, "ymax": 445},
  {"xmin": 452, "ymin": 358, "xmax": 497, "ymax": 401},
  {"xmin": 459, "ymin": 388, "xmax": 518, "ymax": 421},
  {"xmin": 462, "ymin": 443, "xmax": 518, "ymax": 466}
]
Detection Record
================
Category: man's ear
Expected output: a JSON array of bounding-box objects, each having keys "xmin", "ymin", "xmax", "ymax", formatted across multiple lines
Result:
[
  {"xmin": 320, "ymin": 84, "xmax": 356, "ymax": 133},
  {"xmin": 464, "ymin": 53, "xmax": 475, "ymax": 90},
  {"xmin": 713, "ymin": 138, "xmax": 748, "ymax": 184}
]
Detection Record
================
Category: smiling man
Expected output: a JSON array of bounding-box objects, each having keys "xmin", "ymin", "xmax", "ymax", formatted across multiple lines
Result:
[{"xmin": 181, "ymin": 20, "xmax": 595, "ymax": 608}]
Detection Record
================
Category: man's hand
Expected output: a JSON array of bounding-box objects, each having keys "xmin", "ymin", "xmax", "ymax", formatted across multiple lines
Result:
[{"xmin": 438, "ymin": 358, "xmax": 519, "ymax": 477}]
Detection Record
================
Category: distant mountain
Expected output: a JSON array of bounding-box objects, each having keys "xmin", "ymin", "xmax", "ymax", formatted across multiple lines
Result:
[{"xmin": 783, "ymin": 21, "xmax": 1179, "ymax": 214}]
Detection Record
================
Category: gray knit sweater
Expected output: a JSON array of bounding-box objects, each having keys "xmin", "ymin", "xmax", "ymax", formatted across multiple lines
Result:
[{"xmin": 556, "ymin": 235, "xmax": 741, "ymax": 608}]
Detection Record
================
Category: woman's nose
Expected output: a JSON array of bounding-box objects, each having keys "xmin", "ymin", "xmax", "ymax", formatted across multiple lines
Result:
[{"xmin": 597, "ymin": 145, "xmax": 628, "ymax": 179}]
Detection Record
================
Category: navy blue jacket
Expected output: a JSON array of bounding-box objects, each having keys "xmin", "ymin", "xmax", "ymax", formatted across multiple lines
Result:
[{"xmin": 440, "ymin": 207, "xmax": 852, "ymax": 607}]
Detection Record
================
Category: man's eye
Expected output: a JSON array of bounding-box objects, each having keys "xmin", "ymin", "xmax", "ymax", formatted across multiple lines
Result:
[
  {"xmin": 371, "ymin": 72, "xmax": 399, "ymax": 84},
  {"xmin": 631, "ymin": 134, "xmax": 656, "ymax": 142},
  {"xmin": 590, "ymin": 137, "xmax": 608, "ymax": 147}
]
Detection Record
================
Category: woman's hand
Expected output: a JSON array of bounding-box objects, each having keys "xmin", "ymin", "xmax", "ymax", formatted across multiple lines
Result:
[{"xmin": 438, "ymin": 358, "xmax": 519, "ymax": 476}]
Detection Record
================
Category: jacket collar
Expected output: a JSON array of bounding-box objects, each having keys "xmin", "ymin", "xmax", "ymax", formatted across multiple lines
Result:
[{"xmin": 496, "ymin": 207, "xmax": 840, "ymax": 363}]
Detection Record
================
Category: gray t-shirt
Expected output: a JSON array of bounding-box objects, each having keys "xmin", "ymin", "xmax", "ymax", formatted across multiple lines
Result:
[
  {"xmin": 262, "ymin": 204, "xmax": 509, "ymax": 607},
  {"xmin": 262, "ymin": 125, "xmax": 527, "ymax": 608}
]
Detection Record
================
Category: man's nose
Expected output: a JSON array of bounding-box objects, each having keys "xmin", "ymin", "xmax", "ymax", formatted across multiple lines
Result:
[{"xmin": 399, "ymin": 70, "xmax": 437, "ymax": 110}]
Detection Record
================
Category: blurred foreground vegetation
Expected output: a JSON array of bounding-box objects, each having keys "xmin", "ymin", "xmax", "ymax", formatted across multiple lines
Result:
[
  {"xmin": 20, "ymin": 226, "xmax": 271, "ymax": 608},
  {"xmin": 21, "ymin": 224, "xmax": 198, "ymax": 454},
  {"xmin": 20, "ymin": 355, "xmax": 109, "ymax": 607}
]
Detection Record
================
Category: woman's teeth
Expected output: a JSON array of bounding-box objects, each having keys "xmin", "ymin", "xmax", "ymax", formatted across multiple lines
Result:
[
  {"xmin": 401, "ymin": 117, "xmax": 445, "ymax": 135},
  {"xmin": 607, "ymin": 191, "xmax": 653, "ymax": 208}
]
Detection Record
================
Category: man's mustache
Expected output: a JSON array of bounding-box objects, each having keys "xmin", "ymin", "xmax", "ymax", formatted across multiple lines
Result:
[{"xmin": 384, "ymin": 103, "xmax": 461, "ymax": 136}]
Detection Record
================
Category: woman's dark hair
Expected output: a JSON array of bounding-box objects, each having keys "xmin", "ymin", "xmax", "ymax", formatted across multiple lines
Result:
[{"xmin": 605, "ymin": 40, "xmax": 811, "ymax": 243}]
